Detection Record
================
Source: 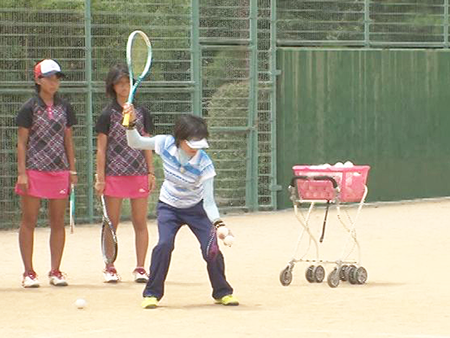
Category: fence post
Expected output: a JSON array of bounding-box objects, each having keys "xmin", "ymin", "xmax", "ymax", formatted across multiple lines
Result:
[
  {"xmin": 191, "ymin": 0, "xmax": 201, "ymax": 115},
  {"xmin": 364, "ymin": 0, "xmax": 370, "ymax": 47},
  {"xmin": 270, "ymin": 0, "xmax": 279, "ymax": 208},
  {"xmin": 84, "ymin": 0, "xmax": 94, "ymax": 222},
  {"xmin": 445, "ymin": 0, "xmax": 449, "ymax": 48},
  {"xmin": 246, "ymin": 0, "xmax": 259, "ymax": 211}
]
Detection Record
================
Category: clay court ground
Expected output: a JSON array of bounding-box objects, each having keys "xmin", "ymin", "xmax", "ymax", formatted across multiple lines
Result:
[{"xmin": 1, "ymin": 199, "xmax": 449, "ymax": 338}]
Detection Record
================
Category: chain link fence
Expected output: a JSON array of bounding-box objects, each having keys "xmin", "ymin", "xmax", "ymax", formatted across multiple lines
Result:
[
  {"xmin": 1, "ymin": 0, "xmax": 447, "ymax": 228},
  {"xmin": 278, "ymin": 0, "xmax": 450, "ymax": 47},
  {"xmin": 0, "ymin": 0, "xmax": 276, "ymax": 228}
]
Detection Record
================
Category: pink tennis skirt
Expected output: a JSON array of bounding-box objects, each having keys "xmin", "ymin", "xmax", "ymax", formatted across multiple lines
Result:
[
  {"xmin": 15, "ymin": 170, "xmax": 70, "ymax": 199},
  {"xmin": 104, "ymin": 175, "xmax": 149, "ymax": 199}
]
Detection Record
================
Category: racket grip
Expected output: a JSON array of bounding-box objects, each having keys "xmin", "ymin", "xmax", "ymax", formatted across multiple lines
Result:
[{"xmin": 122, "ymin": 113, "xmax": 130, "ymax": 127}]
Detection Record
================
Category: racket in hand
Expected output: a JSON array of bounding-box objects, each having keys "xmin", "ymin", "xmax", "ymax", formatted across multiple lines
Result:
[
  {"xmin": 100, "ymin": 195, "xmax": 118, "ymax": 265},
  {"xmin": 69, "ymin": 184, "xmax": 75, "ymax": 234},
  {"xmin": 122, "ymin": 30, "xmax": 153, "ymax": 127}
]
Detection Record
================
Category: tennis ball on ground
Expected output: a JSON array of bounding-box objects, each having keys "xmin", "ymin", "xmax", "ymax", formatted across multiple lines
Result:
[
  {"xmin": 216, "ymin": 226, "xmax": 229, "ymax": 240},
  {"xmin": 75, "ymin": 298, "xmax": 87, "ymax": 309},
  {"xmin": 223, "ymin": 235, "xmax": 235, "ymax": 247}
]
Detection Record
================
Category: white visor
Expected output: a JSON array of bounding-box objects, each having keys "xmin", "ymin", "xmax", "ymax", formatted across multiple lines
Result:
[{"xmin": 186, "ymin": 138, "xmax": 209, "ymax": 149}]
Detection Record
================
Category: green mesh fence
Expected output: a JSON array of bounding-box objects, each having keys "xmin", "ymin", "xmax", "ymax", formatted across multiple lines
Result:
[
  {"xmin": 277, "ymin": 0, "xmax": 450, "ymax": 47},
  {"xmin": 0, "ymin": 0, "xmax": 277, "ymax": 229},
  {"xmin": 3, "ymin": 0, "xmax": 446, "ymax": 229}
]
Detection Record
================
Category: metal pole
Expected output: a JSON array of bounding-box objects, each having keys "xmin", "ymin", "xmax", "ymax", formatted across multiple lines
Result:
[
  {"xmin": 246, "ymin": 0, "xmax": 258, "ymax": 211},
  {"xmin": 191, "ymin": 0, "xmax": 201, "ymax": 115},
  {"xmin": 364, "ymin": 0, "xmax": 370, "ymax": 47},
  {"xmin": 444, "ymin": 0, "xmax": 449, "ymax": 48},
  {"xmin": 270, "ymin": 0, "xmax": 279, "ymax": 209},
  {"xmin": 84, "ymin": 0, "xmax": 94, "ymax": 222}
]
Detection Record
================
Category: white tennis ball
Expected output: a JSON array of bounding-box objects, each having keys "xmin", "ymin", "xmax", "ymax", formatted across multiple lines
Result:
[
  {"xmin": 75, "ymin": 298, "xmax": 87, "ymax": 309},
  {"xmin": 334, "ymin": 162, "xmax": 344, "ymax": 167},
  {"xmin": 223, "ymin": 235, "xmax": 235, "ymax": 247},
  {"xmin": 216, "ymin": 226, "xmax": 229, "ymax": 240}
]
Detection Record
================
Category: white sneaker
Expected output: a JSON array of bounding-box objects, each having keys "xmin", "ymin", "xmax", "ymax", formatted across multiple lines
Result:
[
  {"xmin": 103, "ymin": 267, "xmax": 120, "ymax": 283},
  {"xmin": 133, "ymin": 267, "xmax": 149, "ymax": 283},
  {"xmin": 22, "ymin": 271, "xmax": 40, "ymax": 288},
  {"xmin": 48, "ymin": 270, "xmax": 68, "ymax": 286}
]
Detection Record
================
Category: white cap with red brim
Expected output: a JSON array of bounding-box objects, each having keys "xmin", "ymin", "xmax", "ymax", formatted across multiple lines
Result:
[
  {"xmin": 186, "ymin": 138, "xmax": 209, "ymax": 149},
  {"xmin": 34, "ymin": 59, "xmax": 64, "ymax": 79}
]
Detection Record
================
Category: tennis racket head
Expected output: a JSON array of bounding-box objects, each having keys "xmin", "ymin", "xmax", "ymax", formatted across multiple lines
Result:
[
  {"xmin": 206, "ymin": 226, "xmax": 219, "ymax": 261},
  {"xmin": 126, "ymin": 30, "xmax": 152, "ymax": 104},
  {"xmin": 69, "ymin": 184, "xmax": 75, "ymax": 234},
  {"xmin": 100, "ymin": 195, "xmax": 118, "ymax": 265}
]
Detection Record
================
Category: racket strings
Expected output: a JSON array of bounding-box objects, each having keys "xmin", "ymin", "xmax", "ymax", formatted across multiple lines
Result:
[
  {"xmin": 101, "ymin": 220, "xmax": 117, "ymax": 264},
  {"xmin": 99, "ymin": 196, "xmax": 118, "ymax": 264},
  {"xmin": 130, "ymin": 35, "xmax": 149, "ymax": 76}
]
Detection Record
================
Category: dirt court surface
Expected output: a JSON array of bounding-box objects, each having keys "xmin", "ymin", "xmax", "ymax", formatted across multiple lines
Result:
[{"xmin": 1, "ymin": 199, "xmax": 450, "ymax": 338}]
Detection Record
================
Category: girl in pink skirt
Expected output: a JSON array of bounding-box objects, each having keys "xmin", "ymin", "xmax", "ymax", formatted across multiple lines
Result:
[
  {"xmin": 15, "ymin": 59, "xmax": 77, "ymax": 288},
  {"xmin": 95, "ymin": 64, "xmax": 156, "ymax": 283}
]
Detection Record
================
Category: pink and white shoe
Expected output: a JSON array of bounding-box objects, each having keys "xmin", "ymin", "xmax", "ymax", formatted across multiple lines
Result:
[
  {"xmin": 103, "ymin": 267, "xmax": 120, "ymax": 283},
  {"xmin": 133, "ymin": 267, "xmax": 149, "ymax": 283},
  {"xmin": 48, "ymin": 269, "xmax": 68, "ymax": 286},
  {"xmin": 22, "ymin": 271, "xmax": 40, "ymax": 288}
]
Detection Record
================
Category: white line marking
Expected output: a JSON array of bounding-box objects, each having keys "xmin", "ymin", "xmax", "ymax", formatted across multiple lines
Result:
[
  {"xmin": 282, "ymin": 329, "xmax": 450, "ymax": 338},
  {"xmin": 31, "ymin": 328, "xmax": 118, "ymax": 338}
]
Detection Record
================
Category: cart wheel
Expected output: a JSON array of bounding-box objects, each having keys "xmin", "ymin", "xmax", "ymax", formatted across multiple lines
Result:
[
  {"xmin": 348, "ymin": 266, "xmax": 358, "ymax": 284},
  {"xmin": 327, "ymin": 268, "xmax": 340, "ymax": 288},
  {"xmin": 355, "ymin": 266, "xmax": 368, "ymax": 284},
  {"xmin": 305, "ymin": 265, "xmax": 315, "ymax": 283},
  {"xmin": 344, "ymin": 264, "xmax": 356, "ymax": 282},
  {"xmin": 280, "ymin": 266, "xmax": 293, "ymax": 286},
  {"xmin": 313, "ymin": 265, "xmax": 325, "ymax": 283},
  {"xmin": 339, "ymin": 265, "xmax": 348, "ymax": 281}
]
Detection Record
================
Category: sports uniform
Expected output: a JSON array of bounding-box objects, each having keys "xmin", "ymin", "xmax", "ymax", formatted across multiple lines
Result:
[
  {"xmin": 95, "ymin": 100, "xmax": 153, "ymax": 198},
  {"xmin": 126, "ymin": 130, "xmax": 237, "ymax": 307},
  {"xmin": 15, "ymin": 95, "xmax": 76, "ymax": 198}
]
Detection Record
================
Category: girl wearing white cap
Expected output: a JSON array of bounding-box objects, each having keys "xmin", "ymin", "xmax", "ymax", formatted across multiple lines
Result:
[
  {"xmin": 15, "ymin": 59, "xmax": 77, "ymax": 288},
  {"xmin": 123, "ymin": 109, "xmax": 238, "ymax": 309}
]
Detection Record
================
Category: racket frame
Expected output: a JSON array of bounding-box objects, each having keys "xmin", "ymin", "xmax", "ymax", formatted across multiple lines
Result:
[
  {"xmin": 100, "ymin": 195, "xmax": 118, "ymax": 265},
  {"xmin": 123, "ymin": 30, "xmax": 152, "ymax": 126},
  {"xmin": 69, "ymin": 184, "xmax": 75, "ymax": 234}
]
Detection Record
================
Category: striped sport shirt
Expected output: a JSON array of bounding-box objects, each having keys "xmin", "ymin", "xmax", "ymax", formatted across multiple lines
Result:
[{"xmin": 154, "ymin": 135, "xmax": 216, "ymax": 208}]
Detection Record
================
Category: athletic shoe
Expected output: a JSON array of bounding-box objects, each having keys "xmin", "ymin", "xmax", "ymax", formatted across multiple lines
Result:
[
  {"xmin": 103, "ymin": 267, "xmax": 120, "ymax": 283},
  {"xmin": 22, "ymin": 271, "xmax": 40, "ymax": 288},
  {"xmin": 48, "ymin": 269, "xmax": 68, "ymax": 286},
  {"xmin": 214, "ymin": 294, "xmax": 239, "ymax": 306},
  {"xmin": 133, "ymin": 267, "xmax": 149, "ymax": 283},
  {"xmin": 141, "ymin": 296, "xmax": 158, "ymax": 309}
]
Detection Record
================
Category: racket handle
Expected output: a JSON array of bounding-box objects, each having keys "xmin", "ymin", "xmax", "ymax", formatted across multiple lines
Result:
[{"xmin": 122, "ymin": 113, "xmax": 130, "ymax": 127}]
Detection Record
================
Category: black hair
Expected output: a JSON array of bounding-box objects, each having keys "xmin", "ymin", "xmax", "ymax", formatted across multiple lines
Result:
[
  {"xmin": 105, "ymin": 63, "xmax": 130, "ymax": 98},
  {"xmin": 173, "ymin": 114, "xmax": 209, "ymax": 147}
]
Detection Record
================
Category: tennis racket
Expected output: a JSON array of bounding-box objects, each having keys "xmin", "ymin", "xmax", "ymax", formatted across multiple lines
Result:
[
  {"xmin": 206, "ymin": 226, "xmax": 219, "ymax": 261},
  {"xmin": 69, "ymin": 184, "xmax": 75, "ymax": 234},
  {"xmin": 100, "ymin": 195, "xmax": 118, "ymax": 265},
  {"xmin": 122, "ymin": 30, "xmax": 153, "ymax": 127}
]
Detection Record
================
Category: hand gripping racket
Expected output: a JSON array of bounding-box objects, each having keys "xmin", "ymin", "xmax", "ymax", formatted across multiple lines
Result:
[
  {"xmin": 100, "ymin": 195, "xmax": 118, "ymax": 265},
  {"xmin": 122, "ymin": 30, "xmax": 153, "ymax": 127},
  {"xmin": 69, "ymin": 184, "xmax": 75, "ymax": 234}
]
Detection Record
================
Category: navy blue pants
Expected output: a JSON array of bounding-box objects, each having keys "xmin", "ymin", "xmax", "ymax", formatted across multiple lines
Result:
[{"xmin": 143, "ymin": 201, "xmax": 233, "ymax": 300}]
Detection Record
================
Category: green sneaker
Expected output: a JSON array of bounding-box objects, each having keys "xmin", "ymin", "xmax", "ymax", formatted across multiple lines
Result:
[
  {"xmin": 214, "ymin": 294, "xmax": 239, "ymax": 306},
  {"xmin": 141, "ymin": 296, "xmax": 158, "ymax": 309}
]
